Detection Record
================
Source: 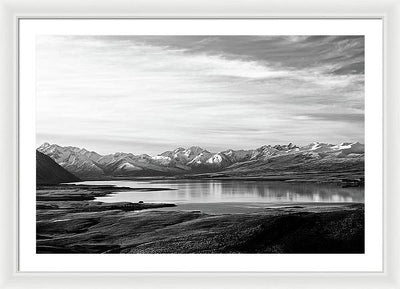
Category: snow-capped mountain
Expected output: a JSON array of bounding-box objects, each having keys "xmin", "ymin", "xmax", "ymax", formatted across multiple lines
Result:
[
  {"xmin": 160, "ymin": 146, "xmax": 211, "ymax": 164},
  {"xmin": 221, "ymin": 142, "xmax": 364, "ymax": 177},
  {"xmin": 37, "ymin": 142, "xmax": 364, "ymax": 179},
  {"xmin": 37, "ymin": 143, "xmax": 105, "ymax": 178}
]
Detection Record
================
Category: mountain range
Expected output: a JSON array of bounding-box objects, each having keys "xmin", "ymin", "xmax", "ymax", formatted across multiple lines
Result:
[{"xmin": 37, "ymin": 142, "xmax": 364, "ymax": 180}]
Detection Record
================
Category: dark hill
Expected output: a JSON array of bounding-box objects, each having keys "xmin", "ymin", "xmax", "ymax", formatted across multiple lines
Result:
[{"xmin": 36, "ymin": 150, "xmax": 81, "ymax": 185}]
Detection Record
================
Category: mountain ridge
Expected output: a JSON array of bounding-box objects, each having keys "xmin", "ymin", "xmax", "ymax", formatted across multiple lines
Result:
[{"xmin": 37, "ymin": 141, "xmax": 364, "ymax": 180}]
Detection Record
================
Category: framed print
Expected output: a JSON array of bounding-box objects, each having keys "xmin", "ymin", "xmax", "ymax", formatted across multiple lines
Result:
[
  {"xmin": 0, "ymin": 0, "xmax": 399, "ymax": 287},
  {"xmin": 17, "ymin": 18, "xmax": 382, "ymax": 272}
]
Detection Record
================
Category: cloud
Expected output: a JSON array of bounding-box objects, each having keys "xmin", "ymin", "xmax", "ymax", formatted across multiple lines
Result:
[
  {"xmin": 36, "ymin": 35, "xmax": 364, "ymax": 154},
  {"xmin": 301, "ymin": 113, "xmax": 364, "ymax": 123}
]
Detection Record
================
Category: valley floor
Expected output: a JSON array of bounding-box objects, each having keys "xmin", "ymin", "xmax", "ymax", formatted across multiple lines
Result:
[{"xmin": 36, "ymin": 184, "xmax": 364, "ymax": 254}]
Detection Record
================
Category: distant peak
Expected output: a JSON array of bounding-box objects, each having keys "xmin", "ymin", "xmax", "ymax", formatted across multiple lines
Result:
[
  {"xmin": 39, "ymin": 142, "xmax": 51, "ymax": 148},
  {"xmin": 185, "ymin": 146, "xmax": 207, "ymax": 154},
  {"xmin": 273, "ymin": 143, "xmax": 299, "ymax": 151},
  {"xmin": 38, "ymin": 142, "xmax": 59, "ymax": 150},
  {"xmin": 38, "ymin": 143, "xmax": 101, "ymax": 156},
  {"xmin": 188, "ymin": 145, "xmax": 203, "ymax": 150},
  {"xmin": 173, "ymin": 147, "xmax": 185, "ymax": 152},
  {"xmin": 66, "ymin": 145, "xmax": 83, "ymax": 151}
]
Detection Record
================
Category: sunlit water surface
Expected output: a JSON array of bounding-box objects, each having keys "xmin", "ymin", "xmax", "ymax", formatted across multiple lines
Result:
[{"xmin": 73, "ymin": 180, "xmax": 364, "ymax": 213}]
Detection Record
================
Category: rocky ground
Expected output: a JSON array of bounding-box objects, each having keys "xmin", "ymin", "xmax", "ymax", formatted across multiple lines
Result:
[{"xmin": 36, "ymin": 184, "xmax": 364, "ymax": 254}]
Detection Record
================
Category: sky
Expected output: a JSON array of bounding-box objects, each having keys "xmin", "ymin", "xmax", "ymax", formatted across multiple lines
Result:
[{"xmin": 36, "ymin": 35, "xmax": 364, "ymax": 155}]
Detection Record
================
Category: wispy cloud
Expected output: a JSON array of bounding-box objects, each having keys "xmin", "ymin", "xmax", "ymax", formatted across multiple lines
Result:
[{"xmin": 36, "ymin": 36, "xmax": 364, "ymax": 154}]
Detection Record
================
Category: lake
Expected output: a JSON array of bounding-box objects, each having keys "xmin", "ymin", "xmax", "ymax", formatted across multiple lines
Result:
[{"xmin": 73, "ymin": 179, "xmax": 364, "ymax": 214}]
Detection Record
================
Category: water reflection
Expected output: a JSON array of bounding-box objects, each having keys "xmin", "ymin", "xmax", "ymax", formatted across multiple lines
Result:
[{"xmin": 76, "ymin": 180, "xmax": 364, "ymax": 204}]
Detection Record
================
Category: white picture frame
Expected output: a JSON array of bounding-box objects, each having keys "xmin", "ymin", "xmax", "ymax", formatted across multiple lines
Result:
[{"xmin": 1, "ymin": 0, "xmax": 399, "ymax": 288}]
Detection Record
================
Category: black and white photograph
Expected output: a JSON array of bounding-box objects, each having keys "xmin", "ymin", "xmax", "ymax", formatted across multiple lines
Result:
[{"xmin": 35, "ymin": 35, "xmax": 365, "ymax": 254}]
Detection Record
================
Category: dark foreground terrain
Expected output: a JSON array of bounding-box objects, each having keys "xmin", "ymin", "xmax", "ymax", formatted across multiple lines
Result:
[{"xmin": 36, "ymin": 184, "xmax": 364, "ymax": 254}]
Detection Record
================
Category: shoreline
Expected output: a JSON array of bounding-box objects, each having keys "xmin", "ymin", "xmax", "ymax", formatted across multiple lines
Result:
[
  {"xmin": 37, "ymin": 184, "xmax": 177, "ymax": 210},
  {"xmin": 36, "ymin": 183, "xmax": 364, "ymax": 254},
  {"xmin": 67, "ymin": 171, "xmax": 365, "ymax": 187}
]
